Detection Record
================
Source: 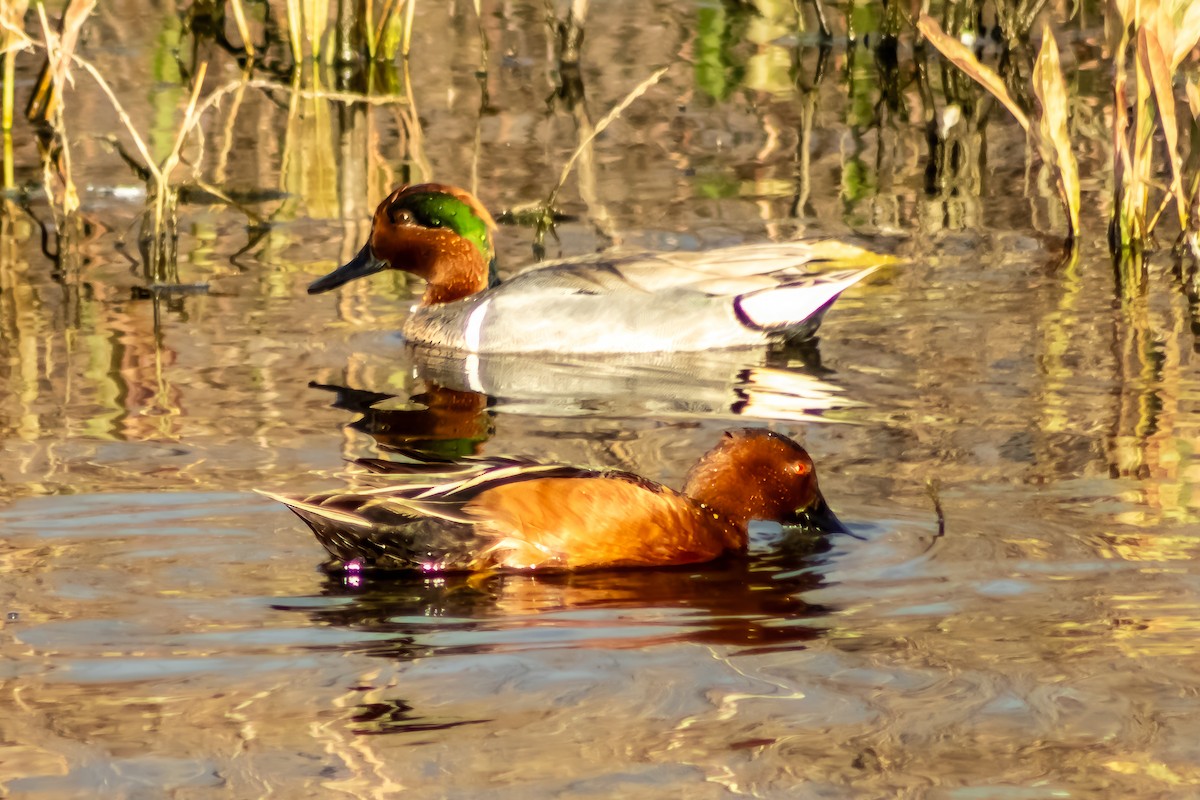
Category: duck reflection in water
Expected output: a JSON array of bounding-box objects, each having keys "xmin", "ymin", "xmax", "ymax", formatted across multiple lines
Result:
[
  {"xmin": 407, "ymin": 339, "xmax": 858, "ymax": 424},
  {"xmin": 271, "ymin": 544, "xmax": 846, "ymax": 736},
  {"xmin": 308, "ymin": 336, "xmax": 858, "ymax": 466},
  {"xmin": 274, "ymin": 527, "xmax": 843, "ymax": 659},
  {"xmin": 313, "ymin": 381, "xmax": 494, "ymax": 459}
]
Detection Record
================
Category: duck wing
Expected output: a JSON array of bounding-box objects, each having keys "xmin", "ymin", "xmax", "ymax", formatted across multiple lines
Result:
[
  {"xmin": 403, "ymin": 241, "xmax": 885, "ymax": 352},
  {"xmin": 260, "ymin": 456, "xmax": 622, "ymax": 571},
  {"xmin": 507, "ymin": 240, "xmax": 888, "ymax": 296},
  {"xmin": 458, "ymin": 266, "xmax": 874, "ymax": 353}
]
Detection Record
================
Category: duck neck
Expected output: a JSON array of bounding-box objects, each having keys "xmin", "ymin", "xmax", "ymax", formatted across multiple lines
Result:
[
  {"xmin": 690, "ymin": 493, "xmax": 751, "ymax": 550},
  {"xmin": 417, "ymin": 241, "xmax": 494, "ymax": 306}
]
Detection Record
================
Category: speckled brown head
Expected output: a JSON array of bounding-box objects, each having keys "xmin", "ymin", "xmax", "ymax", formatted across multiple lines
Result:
[
  {"xmin": 682, "ymin": 428, "xmax": 846, "ymax": 532},
  {"xmin": 308, "ymin": 183, "xmax": 498, "ymax": 305}
]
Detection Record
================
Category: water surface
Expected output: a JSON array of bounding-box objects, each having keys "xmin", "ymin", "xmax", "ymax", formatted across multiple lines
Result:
[{"xmin": 3, "ymin": 1, "xmax": 1200, "ymax": 797}]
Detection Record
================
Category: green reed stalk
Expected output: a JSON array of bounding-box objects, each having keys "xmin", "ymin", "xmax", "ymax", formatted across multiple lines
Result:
[
  {"xmin": 2, "ymin": 43, "xmax": 14, "ymax": 132},
  {"xmin": 371, "ymin": 0, "xmax": 401, "ymax": 60},
  {"xmin": 1, "ymin": 0, "xmax": 29, "ymax": 131}
]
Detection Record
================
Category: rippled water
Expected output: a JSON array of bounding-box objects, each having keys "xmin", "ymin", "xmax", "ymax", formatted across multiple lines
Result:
[{"xmin": 4, "ymin": 1, "xmax": 1200, "ymax": 797}]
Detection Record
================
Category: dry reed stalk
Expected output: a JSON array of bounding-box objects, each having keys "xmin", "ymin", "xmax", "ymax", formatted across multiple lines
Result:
[
  {"xmin": 396, "ymin": 58, "xmax": 431, "ymax": 180},
  {"xmin": 1110, "ymin": 9, "xmax": 1135, "ymax": 247},
  {"xmin": 1188, "ymin": 80, "xmax": 1200, "ymax": 224},
  {"xmin": 565, "ymin": 98, "xmax": 617, "ymax": 247},
  {"xmin": 2, "ymin": 48, "xmax": 13, "ymax": 131},
  {"xmin": 916, "ymin": 15, "xmax": 1030, "ymax": 129},
  {"xmin": 1128, "ymin": 29, "xmax": 1154, "ymax": 244},
  {"xmin": 1145, "ymin": 4, "xmax": 1200, "ymax": 250},
  {"xmin": 364, "ymin": 0, "xmax": 376, "ymax": 57},
  {"xmin": 2, "ymin": 47, "xmax": 12, "ymax": 132},
  {"xmin": 4, "ymin": 11, "xmax": 267, "ymax": 260},
  {"xmin": 472, "ymin": 0, "xmax": 489, "ymax": 78},
  {"xmin": 1031, "ymin": 22, "xmax": 1079, "ymax": 240},
  {"xmin": 306, "ymin": 0, "xmax": 327, "ymax": 61},
  {"xmin": 918, "ymin": 14, "xmax": 1081, "ymax": 243},
  {"xmin": 229, "ymin": 0, "xmax": 256, "ymax": 57},
  {"xmin": 33, "ymin": 3, "xmax": 78, "ymax": 214},
  {"xmin": 544, "ymin": 66, "xmax": 668, "ymax": 209},
  {"xmin": 25, "ymin": 0, "xmax": 93, "ymax": 125},
  {"xmin": 400, "ymin": 0, "xmax": 414, "ymax": 57},
  {"xmin": 1, "ymin": 0, "xmax": 29, "ymax": 132},
  {"xmin": 57, "ymin": 51, "xmax": 159, "ymax": 179},
  {"xmin": 285, "ymin": 0, "xmax": 303, "ymax": 63},
  {"xmin": 0, "ymin": 10, "xmax": 158, "ymax": 181},
  {"xmin": 211, "ymin": 64, "xmax": 250, "ymax": 185},
  {"xmin": 468, "ymin": 0, "xmax": 489, "ymax": 196},
  {"xmin": 153, "ymin": 61, "xmax": 208, "ymax": 233},
  {"xmin": 278, "ymin": 69, "xmax": 303, "ymax": 212},
  {"xmin": 1110, "ymin": 0, "xmax": 1200, "ymax": 252}
]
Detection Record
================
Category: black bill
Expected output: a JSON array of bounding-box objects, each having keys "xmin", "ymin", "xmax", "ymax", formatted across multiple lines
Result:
[
  {"xmin": 790, "ymin": 495, "xmax": 861, "ymax": 538},
  {"xmin": 308, "ymin": 242, "xmax": 389, "ymax": 294}
]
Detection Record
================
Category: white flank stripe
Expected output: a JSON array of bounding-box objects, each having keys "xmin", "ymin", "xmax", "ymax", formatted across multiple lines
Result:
[
  {"xmin": 465, "ymin": 298, "xmax": 491, "ymax": 352},
  {"xmin": 466, "ymin": 353, "xmax": 483, "ymax": 393}
]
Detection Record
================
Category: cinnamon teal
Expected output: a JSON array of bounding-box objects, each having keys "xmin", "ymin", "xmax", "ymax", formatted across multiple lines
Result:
[{"xmin": 261, "ymin": 428, "xmax": 848, "ymax": 572}]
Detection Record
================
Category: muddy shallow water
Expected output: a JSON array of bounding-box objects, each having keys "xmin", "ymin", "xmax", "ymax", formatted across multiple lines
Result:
[{"xmin": 4, "ymin": 1, "xmax": 1200, "ymax": 797}]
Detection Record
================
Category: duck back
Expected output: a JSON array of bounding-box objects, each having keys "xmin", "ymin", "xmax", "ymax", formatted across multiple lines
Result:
[{"xmin": 401, "ymin": 244, "xmax": 876, "ymax": 353}]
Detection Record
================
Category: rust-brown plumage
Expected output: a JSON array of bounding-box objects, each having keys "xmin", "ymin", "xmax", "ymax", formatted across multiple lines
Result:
[
  {"xmin": 370, "ymin": 184, "xmax": 496, "ymax": 305},
  {"xmin": 306, "ymin": 182, "xmax": 498, "ymax": 304},
  {"xmin": 261, "ymin": 428, "xmax": 847, "ymax": 573}
]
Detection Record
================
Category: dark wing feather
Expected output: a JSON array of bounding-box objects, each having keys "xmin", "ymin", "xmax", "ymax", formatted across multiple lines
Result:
[{"xmin": 260, "ymin": 454, "xmax": 617, "ymax": 571}]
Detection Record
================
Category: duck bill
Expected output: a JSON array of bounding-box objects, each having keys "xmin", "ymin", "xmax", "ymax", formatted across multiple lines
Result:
[
  {"xmin": 790, "ymin": 495, "xmax": 852, "ymax": 535},
  {"xmin": 308, "ymin": 243, "xmax": 388, "ymax": 294}
]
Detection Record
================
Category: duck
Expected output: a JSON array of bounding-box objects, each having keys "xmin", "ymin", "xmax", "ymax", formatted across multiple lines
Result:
[
  {"xmin": 260, "ymin": 428, "xmax": 849, "ymax": 572},
  {"xmin": 307, "ymin": 183, "xmax": 887, "ymax": 354}
]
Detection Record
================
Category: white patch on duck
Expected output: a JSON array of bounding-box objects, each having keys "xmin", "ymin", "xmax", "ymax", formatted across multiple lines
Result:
[{"xmin": 464, "ymin": 297, "xmax": 492, "ymax": 352}]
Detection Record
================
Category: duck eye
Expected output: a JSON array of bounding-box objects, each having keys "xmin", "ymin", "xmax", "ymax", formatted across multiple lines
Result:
[{"xmin": 387, "ymin": 206, "xmax": 416, "ymax": 225}]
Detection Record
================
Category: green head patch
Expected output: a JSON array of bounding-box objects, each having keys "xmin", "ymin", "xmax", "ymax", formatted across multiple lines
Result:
[{"xmin": 388, "ymin": 190, "xmax": 496, "ymax": 282}]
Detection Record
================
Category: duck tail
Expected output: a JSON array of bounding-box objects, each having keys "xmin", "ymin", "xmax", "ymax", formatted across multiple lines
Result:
[
  {"xmin": 257, "ymin": 489, "xmax": 487, "ymax": 572},
  {"xmin": 735, "ymin": 266, "xmax": 877, "ymax": 337}
]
